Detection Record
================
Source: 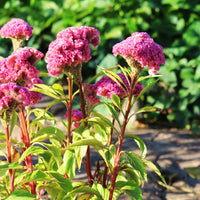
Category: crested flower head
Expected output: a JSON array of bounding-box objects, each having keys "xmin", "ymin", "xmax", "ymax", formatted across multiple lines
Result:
[
  {"xmin": 0, "ymin": 82, "xmax": 31, "ymax": 110},
  {"xmin": 45, "ymin": 26, "xmax": 100, "ymax": 77},
  {"xmin": 96, "ymin": 73, "xmax": 143, "ymax": 99},
  {"xmin": 112, "ymin": 32, "xmax": 165, "ymax": 75},
  {"xmin": 64, "ymin": 109, "xmax": 83, "ymax": 128},
  {"xmin": 0, "ymin": 47, "xmax": 43, "ymax": 105},
  {"xmin": 0, "ymin": 18, "xmax": 33, "ymax": 40}
]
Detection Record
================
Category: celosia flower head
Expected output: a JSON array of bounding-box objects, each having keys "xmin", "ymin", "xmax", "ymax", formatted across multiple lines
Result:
[
  {"xmin": 0, "ymin": 18, "xmax": 33, "ymax": 40},
  {"xmin": 0, "ymin": 82, "xmax": 31, "ymax": 111},
  {"xmin": 82, "ymin": 83, "xmax": 100, "ymax": 109},
  {"xmin": 45, "ymin": 26, "xmax": 100, "ymax": 77},
  {"xmin": 64, "ymin": 109, "xmax": 83, "ymax": 128},
  {"xmin": 0, "ymin": 47, "xmax": 43, "ymax": 105},
  {"xmin": 96, "ymin": 73, "xmax": 143, "ymax": 99},
  {"xmin": 112, "ymin": 32, "xmax": 165, "ymax": 75}
]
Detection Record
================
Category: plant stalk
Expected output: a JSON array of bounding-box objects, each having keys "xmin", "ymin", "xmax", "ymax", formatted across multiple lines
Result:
[
  {"xmin": 103, "ymin": 118, "xmax": 115, "ymax": 188},
  {"xmin": 109, "ymin": 70, "xmax": 140, "ymax": 200},
  {"xmin": 78, "ymin": 81, "xmax": 93, "ymax": 185},
  {"xmin": 67, "ymin": 77, "xmax": 73, "ymax": 146},
  {"xmin": 19, "ymin": 104, "xmax": 36, "ymax": 194},
  {"xmin": 5, "ymin": 123, "xmax": 14, "ymax": 193}
]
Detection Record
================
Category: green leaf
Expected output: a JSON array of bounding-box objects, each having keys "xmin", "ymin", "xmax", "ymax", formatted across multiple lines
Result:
[
  {"xmin": 6, "ymin": 189, "xmax": 36, "ymax": 200},
  {"xmin": 124, "ymin": 134, "xmax": 147, "ymax": 159},
  {"xmin": 0, "ymin": 162, "xmax": 23, "ymax": 170},
  {"xmin": 52, "ymin": 83, "xmax": 65, "ymax": 95},
  {"xmin": 125, "ymin": 152, "xmax": 147, "ymax": 183},
  {"xmin": 133, "ymin": 106, "xmax": 161, "ymax": 115},
  {"xmin": 92, "ymin": 182, "xmax": 109, "ymax": 200},
  {"xmin": 30, "ymin": 84, "xmax": 61, "ymax": 99},
  {"xmin": 103, "ymin": 102, "xmax": 121, "ymax": 127},
  {"xmin": 39, "ymin": 142, "xmax": 62, "ymax": 167},
  {"xmin": 38, "ymin": 182, "xmax": 66, "ymax": 200},
  {"xmin": 19, "ymin": 146, "xmax": 44, "ymax": 164},
  {"xmin": 143, "ymin": 160, "xmax": 166, "ymax": 184},
  {"xmin": 20, "ymin": 170, "xmax": 51, "ymax": 184},
  {"xmin": 9, "ymin": 111, "xmax": 17, "ymax": 135},
  {"xmin": 90, "ymin": 112, "xmax": 119, "ymax": 134},
  {"xmin": 65, "ymin": 186, "xmax": 103, "ymax": 200},
  {"xmin": 48, "ymin": 171, "xmax": 73, "ymax": 193},
  {"xmin": 68, "ymin": 138, "xmax": 104, "ymax": 149},
  {"xmin": 134, "ymin": 78, "xmax": 160, "ymax": 101},
  {"xmin": 59, "ymin": 149, "xmax": 76, "ymax": 179},
  {"xmin": 37, "ymin": 126, "xmax": 65, "ymax": 140},
  {"xmin": 115, "ymin": 181, "xmax": 142, "ymax": 200},
  {"xmin": 111, "ymin": 94, "xmax": 122, "ymax": 111}
]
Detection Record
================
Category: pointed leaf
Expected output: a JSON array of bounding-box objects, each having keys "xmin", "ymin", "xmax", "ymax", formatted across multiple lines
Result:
[
  {"xmin": 143, "ymin": 160, "xmax": 166, "ymax": 184},
  {"xmin": 115, "ymin": 181, "xmax": 142, "ymax": 200},
  {"xmin": 48, "ymin": 171, "xmax": 73, "ymax": 193},
  {"xmin": 135, "ymin": 78, "xmax": 160, "ymax": 101},
  {"xmin": 19, "ymin": 146, "xmax": 44, "ymax": 163},
  {"xmin": 65, "ymin": 186, "xmax": 103, "ymax": 200},
  {"xmin": 68, "ymin": 138, "xmax": 104, "ymax": 149},
  {"xmin": 125, "ymin": 152, "xmax": 147, "ymax": 183},
  {"xmin": 30, "ymin": 84, "xmax": 60, "ymax": 99},
  {"xmin": 111, "ymin": 94, "xmax": 122, "ymax": 111},
  {"xmin": 0, "ymin": 162, "xmax": 23, "ymax": 170},
  {"xmin": 133, "ymin": 106, "xmax": 161, "ymax": 115},
  {"xmin": 124, "ymin": 134, "xmax": 147, "ymax": 159},
  {"xmin": 6, "ymin": 189, "xmax": 36, "ymax": 200},
  {"xmin": 103, "ymin": 102, "xmax": 121, "ymax": 127},
  {"xmin": 9, "ymin": 111, "xmax": 17, "ymax": 135}
]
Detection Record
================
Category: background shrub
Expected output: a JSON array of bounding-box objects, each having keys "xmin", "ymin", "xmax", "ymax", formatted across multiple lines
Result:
[{"xmin": 0, "ymin": 0, "xmax": 199, "ymax": 132}]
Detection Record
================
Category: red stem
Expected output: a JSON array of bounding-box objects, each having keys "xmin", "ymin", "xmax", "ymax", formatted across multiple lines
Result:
[
  {"xmin": 5, "ymin": 124, "xmax": 14, "ymax": 193},
  {"xmin": 67, "ymin": 77, "xmax": 73, "ymax": 146},
  {"xmin": 19, "ymin": 104, "xmax": 36, "ymax": 195},
  {"xmin": 78, "ymin": 81, "xmax": 93, "ymax": 185},
  {"xmin": 109, "ymin": 77, "xmax": 137, "ymax": 200}
]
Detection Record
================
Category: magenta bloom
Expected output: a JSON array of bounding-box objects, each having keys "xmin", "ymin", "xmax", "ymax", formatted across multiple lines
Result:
[
  {"xmin": 82, "ymin": 83, "xmax": 100, "ymax": 109},
  {"xmin": 112, "ymin": 32, "xmax": 165, "ymax": 75},
  {"xmin": 0, "ymin": 47, "xmax": 43, "ymax": 105},
  {"xmin": 0, "ymin": 18, "xmax": 33, "ymax": 40},
  {"xmin": 0, "ymin": 83, "xmax": 31, "ymax": 111},
  {"xmin": 65, "ymin": 109, "xmax": 83, "ymax": 128},
  {"xmin": 96, "ymin": 73, "xmax": 143, "ymax": 99},
  {"xmin": 45, "ymin": 26, "xmax": 100, "ymax": 77}
]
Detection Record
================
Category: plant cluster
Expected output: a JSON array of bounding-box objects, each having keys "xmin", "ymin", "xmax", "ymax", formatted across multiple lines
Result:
[{"xmin": 0, "ymin": 18, "xmax": 166, "ymax": 199}]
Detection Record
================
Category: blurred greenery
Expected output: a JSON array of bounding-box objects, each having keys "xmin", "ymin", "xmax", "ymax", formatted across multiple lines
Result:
[{"xmin": 0, "ymin": 0, "xmax": 200, "ymax": 132}]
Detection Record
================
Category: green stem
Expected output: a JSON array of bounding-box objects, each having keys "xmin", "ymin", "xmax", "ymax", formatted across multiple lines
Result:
[
  {"xmin": 103, "ymin": 118, "xmax": 115, "ymax": 188},
  {"xmin": 5, "ymin": 123, "xmax": 14, "ymax": 193},
  {"xmin": 67, "ymin": 77, "xmax": 73, "ymax": 146}
]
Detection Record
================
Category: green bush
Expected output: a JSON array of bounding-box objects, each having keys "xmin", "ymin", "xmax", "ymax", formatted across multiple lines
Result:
[{"xmin": 0, "ymin": 0, "xmax": 199, "ymax": 131}]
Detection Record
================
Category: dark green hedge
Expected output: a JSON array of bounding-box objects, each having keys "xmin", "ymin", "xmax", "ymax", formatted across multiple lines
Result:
[{"xmin": 0, "ymin": 0, "xmax": 199, "ymax": 131}]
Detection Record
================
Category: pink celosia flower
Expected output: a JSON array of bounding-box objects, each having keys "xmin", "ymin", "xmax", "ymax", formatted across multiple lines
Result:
[
  {"xmin": 0, "ymin": 18, "xmax": 33, "ymax": 40},
  {"xmin": 0, "ymin": 47, "xmax": 43, "ymax": 105},
  {"xmin": 82, "ymin": 83, "xmax": 100, "ymax": 109},
  {"xmin": 112, "ymin": 32, "xmax": 165, "ymax": 75},
  {"xmin": 96, "ymin": 73, "xmax": 143, "ymax": 99},
  {"xmin": 45, "ymin": 26, "xmax": 100, "ymax": 77},
  {"xmin": 64, "ymin": 109, "xmax": 83, "ymax": 128},
  {"xmin": 0, "ymin": 83, "xmax": 31, "ymax": 110}
]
